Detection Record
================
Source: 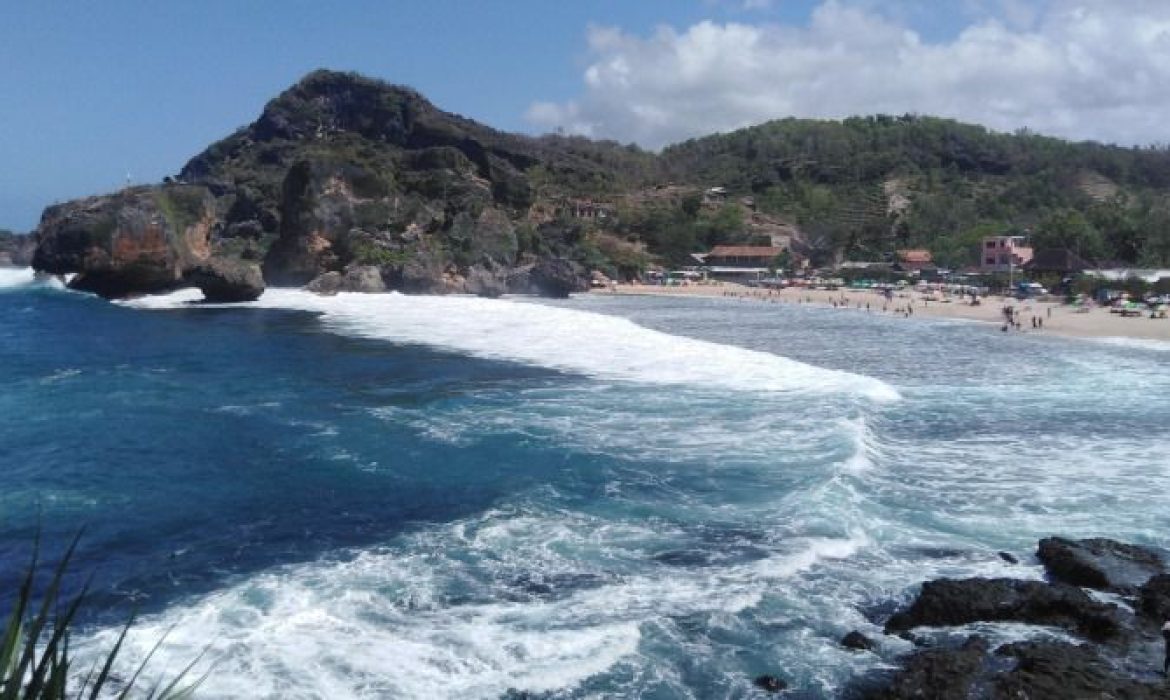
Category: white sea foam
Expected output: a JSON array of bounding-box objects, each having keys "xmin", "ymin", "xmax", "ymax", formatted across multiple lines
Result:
[
  {"xmin": 72, "ymin": 511, "xmax": 867, "ymax": 700},
  {"xmin": 1090, "ymin": 335, "xmax": 1170, "ymax": 353},
  {"xmin": 115, "ymin": 287, "xmax": 205, "ymax": 308},
  {"xmin": 0, "ymin": 267, "xmax": 35, "ymax": 289},
  {"xmin": 370, "ymin": 386, "xmax": 868, "ymax": 468},
  {"xmin": 123, "ymin": 288, "xmax": 901, "ymax": 401}
]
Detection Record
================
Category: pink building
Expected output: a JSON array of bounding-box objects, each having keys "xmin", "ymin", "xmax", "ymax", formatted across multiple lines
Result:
[{"xmin": 981, "ymin": 236, "xmax": 1033, "ymax": 272}]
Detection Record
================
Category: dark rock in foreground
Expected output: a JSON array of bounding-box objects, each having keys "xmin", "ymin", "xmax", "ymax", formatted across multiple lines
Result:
[
  {"xmin": 1038, "ymin": 536, "xmax": 1164, "ymax": 593},
  {"xmin": 994, "ymin": 641, "xmax": 1166, "ymax": 699},
  {"xmin": 861, "ymin": 636, "xmax": 989, "ymax": 700},
  {"xmin": 858, "ymin": 637, "xmax": 1168, "ymax": 700},
  {"xmin": 185, "ymin": 257, "xmax": 265, "ymax": 302},
  {"xmin": 842, "ymin": 630, "xmax": 877, "ymax": 651},
  {"xmin": 1139, "ymin": 573, "xmax": 1170, "ymax": 621},
  {"xmin": 857, "ymin": 535, "xmax": 1170, "ymax": 699},
  {"xmin": 884, "ymin": 577, "xmax": 1123, "ymax": 642},
  {"xmin": 752, "ymin": 675, "xmax": 787, "ymax": 693}
]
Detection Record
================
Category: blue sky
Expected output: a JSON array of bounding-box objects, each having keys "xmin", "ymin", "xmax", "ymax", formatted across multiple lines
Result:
[{"xmin": 2, "ymin": 1, "xmax": 1165, "ymax": 231}]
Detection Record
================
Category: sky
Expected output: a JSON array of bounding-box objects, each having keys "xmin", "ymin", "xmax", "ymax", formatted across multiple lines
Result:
[{"xmin": 3, "ymin": 0, "xmax": 1170, "ymax": 231}]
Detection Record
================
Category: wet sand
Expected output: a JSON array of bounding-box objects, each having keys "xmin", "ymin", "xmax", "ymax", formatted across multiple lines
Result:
[{"xmin": 604, "ymin": 282, "xmax": 1170, "ymax": 344}]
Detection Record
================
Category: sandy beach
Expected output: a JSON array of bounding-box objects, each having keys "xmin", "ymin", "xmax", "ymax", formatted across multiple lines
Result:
[{"xmin": 606, "ymin": 282, "xmax": 1170, "ymax": 344}]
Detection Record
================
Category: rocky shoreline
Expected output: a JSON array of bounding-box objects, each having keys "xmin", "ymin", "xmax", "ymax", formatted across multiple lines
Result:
[{"xmin": 825, "ymin": 536, "xmax": 1170, "ymax": 698}]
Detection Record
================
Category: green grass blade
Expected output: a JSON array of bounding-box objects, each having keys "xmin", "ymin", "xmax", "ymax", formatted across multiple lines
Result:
[{"xmin": 87, "ymin": 615, "xmax": 134, "ymax": 700}]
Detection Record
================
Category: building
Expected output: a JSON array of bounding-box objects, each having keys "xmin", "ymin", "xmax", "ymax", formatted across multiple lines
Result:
[
  {"xmin": 706, "ymin": 245, "xmax": 784, "ymax": 267},
  {"xmin": 895, "ymin": 249, "xmax": 934, "ymax": 272},
  {"xmin": 981, "ymin": 236, "xmax": 1033, "ymax": 272},
  {"xmin": 704, "ymin": 245, "xmax": 785, "ymax": 281},
  {"xmin": 556, "ymin": 198, "xmax": 613, "ymax": 221}
]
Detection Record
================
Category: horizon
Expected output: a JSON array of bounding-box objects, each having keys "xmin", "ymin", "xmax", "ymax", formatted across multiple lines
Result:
[{"xmin": 4, "ymin": 0, "xmax": 1170, "ymax": 232}]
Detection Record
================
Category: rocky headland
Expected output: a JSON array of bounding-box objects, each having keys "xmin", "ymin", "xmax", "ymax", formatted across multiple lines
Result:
[
  {"xmin": 30, "ymin": 70, "xmax": 625, "ymax": 300},
  {"xmin": 839, "ymin": 536, "xmax": 1170, "ymax": 699}
]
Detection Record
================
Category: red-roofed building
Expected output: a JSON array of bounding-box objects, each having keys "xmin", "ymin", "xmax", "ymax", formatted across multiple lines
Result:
[{"xmin": 895, "ymin": 249, "xmax": 934, "ymax": 271}]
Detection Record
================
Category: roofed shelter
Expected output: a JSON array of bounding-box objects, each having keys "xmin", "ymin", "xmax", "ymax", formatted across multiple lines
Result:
[{"xmin": 704, "ymin": 245, "xmax": 786, "ymax": 282}]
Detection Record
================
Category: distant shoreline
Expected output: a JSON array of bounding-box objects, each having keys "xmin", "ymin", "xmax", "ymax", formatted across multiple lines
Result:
[{"xmin": 602, "ymin": 282, "xmax": 1170, "ymax": 344}]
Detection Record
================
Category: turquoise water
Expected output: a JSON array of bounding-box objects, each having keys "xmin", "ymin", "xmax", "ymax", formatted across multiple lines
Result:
[{"xmin": 2, "ymin": 267, "xmax": 1169, "ymax": 698}]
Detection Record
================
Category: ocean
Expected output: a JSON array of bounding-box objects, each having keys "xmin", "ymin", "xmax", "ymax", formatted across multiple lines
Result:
[{"xmin": 2, "ymin": 266, "xmax": 1169, "ymax": 698}]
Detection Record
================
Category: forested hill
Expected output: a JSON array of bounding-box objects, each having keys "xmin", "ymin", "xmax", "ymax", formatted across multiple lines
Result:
[{"xmin": 658, "ymin": 115, "xmax": 1170, "ymax": 268}]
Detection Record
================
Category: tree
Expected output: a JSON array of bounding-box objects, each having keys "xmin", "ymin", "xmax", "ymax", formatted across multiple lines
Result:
[{"xmin": 1032, "ymin": 209, "xmax": 1106, "ymax": 262}]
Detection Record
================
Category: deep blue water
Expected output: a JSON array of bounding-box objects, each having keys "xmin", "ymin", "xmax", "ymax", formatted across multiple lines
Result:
[{"xmin": 3, "ymin": 269, "xmax": 1170, "ymax": 698}]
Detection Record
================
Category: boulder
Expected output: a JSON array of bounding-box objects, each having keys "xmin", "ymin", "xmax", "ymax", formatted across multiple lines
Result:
[
  {"xmin": 339, "ymin": 265, "xmax": 386, "ymax": 293},
  {"xmin": 464, "ymin": 264, "xmax": 507, "ymax": 298},
  {"xmin": 1037, "ymin": 537, "xmax": 1164, "ymax": 593},
  {"xmin": 841, "ymin": 630, "xmax": 877, "ymax": 651},
  {"xmin": 306, "ymin": 265, "xmax": 388, "ymax": 295},
  {"xmin": 514, "ymin": 258, "xmax": 588, "ymax": 298},
  {"xmin": 185, "ymin": 257, "xmax": 265, "ymax": 302},
  {"xmin": 305, "ymin": 271, "xmax": 342, "ymax": 295},
  {"xmin": 884, "ymin": 577, "xmax": 1123, "ymax": 642}
]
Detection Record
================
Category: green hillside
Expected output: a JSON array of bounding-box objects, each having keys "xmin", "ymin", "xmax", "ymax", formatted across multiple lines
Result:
[{"xmin": 658, "ymin": 115, "xmax": 1170, "ymax": 268}]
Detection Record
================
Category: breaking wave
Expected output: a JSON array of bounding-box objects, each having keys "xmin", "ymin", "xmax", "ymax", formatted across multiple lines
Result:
[{"xmin": 123, "ymin": 288, "xmax": 901, "ymax": 402}]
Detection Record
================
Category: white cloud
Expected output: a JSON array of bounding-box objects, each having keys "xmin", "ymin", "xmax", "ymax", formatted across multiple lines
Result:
[{"xmin": 526, "ymin": 0, "xmax": 1170, "ymax": 148}]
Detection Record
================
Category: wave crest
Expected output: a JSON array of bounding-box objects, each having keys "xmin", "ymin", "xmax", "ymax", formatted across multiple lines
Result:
[{"xmin": 126, "ymin": 289, "xmax": 900, "ymax": 401}]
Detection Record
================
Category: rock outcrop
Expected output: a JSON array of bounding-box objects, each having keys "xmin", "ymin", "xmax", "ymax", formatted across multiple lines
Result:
[
  {"xmin": 884, "ymin": 577, "xmax": 1124, "ymax": 642},
  {"xmin": 1037, "ymin": 536, "xmax": 1165, "ymax": 593},
  {"xmin": 185, "ymin": 257, "xmax": 265, "ymax": 302},
  {"xmin": 855, "ymin": 536, "xmax": 1170, "ymax": 699},
  {"xmin": 841, "ymin": 630, "xmax": 877, "ymax": 651},
  {"xmin": 305, "ymin": 265, "xmax": 387, "ymax": 295},
  {"xmin": 32, "ymin": 185, "xmax": 215, "ymax": 298},
  {"xmin": 862, "ymin": 636, "xmax": 990, "ymax": 700},
  {"xmin": 31, "ymin": 71, "xmax": 607, "ymax": 298}
]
